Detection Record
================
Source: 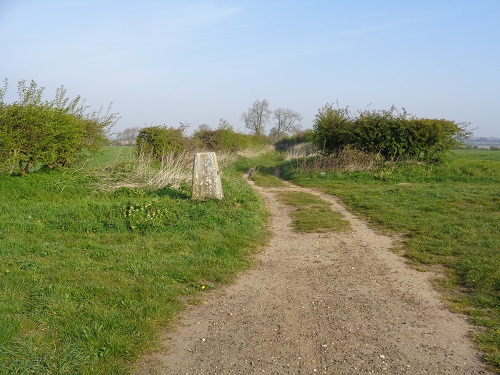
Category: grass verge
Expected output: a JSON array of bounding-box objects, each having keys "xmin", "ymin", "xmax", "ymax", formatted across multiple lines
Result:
[
  {"xmin": 0, "ymin": 148, "xmax": 269, "ymax": 374},
  {"xmin": 281, "ymin": 150, "xmax": 500, "ymax": 370}
]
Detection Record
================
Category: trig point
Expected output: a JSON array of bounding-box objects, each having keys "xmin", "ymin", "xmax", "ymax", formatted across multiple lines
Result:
[{"xmin": 191, "ymin": 152, "xmax": 224, "ymax": 200}]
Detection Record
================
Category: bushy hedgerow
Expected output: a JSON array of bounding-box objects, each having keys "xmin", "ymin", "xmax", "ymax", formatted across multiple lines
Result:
[
  {"xmin": 136, "ymin": 126, "xmax": 271, "ymax": 161},
  {"xmin": 192, "ymin": 129, "xmax": 240, "ymax": 151},
  {"xmin": 234, "ymin": 133, "xmax": 271, "ymax": 150},
  {"xmin": 135, "ymin": 126, "xmax": 190, "ymax": 159},
  {"xmin": 274, "ymin": 130, "xmax": 314, "ymax": 151},
  {"xmin": 0, "ymin": 79, "xmax": 118, "ymax": 174},
  {"xmin": 313, "ymin": 104, "xmax": 471, "ymax": 162},
  {"xmin": 193, "ymin": 128, "xmax": 270, "ymax": 152}
]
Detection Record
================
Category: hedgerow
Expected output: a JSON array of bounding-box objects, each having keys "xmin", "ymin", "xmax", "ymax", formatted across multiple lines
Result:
[
  {"xmin": 274, "ymin": 130, "xmax": 314, "ymax": 151},
  {"xmin": 192, "ymin": 128, "xmax": 271, "ymax": 152},
  {"xmin": 313, "ymin": 104, "xmax": 471, "ymax": 162},
  {"xmin": 135, "ymin": 126, "xmax": 189, "ymax": 159},
  {"xmin": 0, "ymin": 79, "xmax": 118, "ymax": 174}
]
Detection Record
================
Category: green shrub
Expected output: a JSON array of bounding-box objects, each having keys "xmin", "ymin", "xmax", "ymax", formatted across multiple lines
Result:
[
  {"xmin": 135, "ymin": 126, "xmax": 187, "ymax": 159},
  {"xmin": 193, "ymin": 128, "xmax": 270, "ymax": 152},
  {"xmin": 0, "ymin": 79, "xmax": 117, "ymax": 174},
  {"xmin": 313, "ymin": 104, "xmax": 354, "ymax": 153},
  {"xmin": 312, "ymin": 104, "xmax": 471, "ymax": 162},
  {"xmin": 193, "ymin": 128, "xmax": 239, "ymax": 151},
  {"xmin": 274, "ymin": 130, "xmax": 314, "ymax": 151}
]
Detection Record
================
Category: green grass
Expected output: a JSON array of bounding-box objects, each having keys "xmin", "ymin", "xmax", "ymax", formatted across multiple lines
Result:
[
  {"xmin": 85, "ymin": 145, "xmax": 136, "ymax": 168},
  {"xmin": 276, "ymin": 191, "xmax": 351, "ymax": 233},
  {"xmin": 233, "ymin": 151, "xmax": 287, "ymax": 187},
  {"xmin": 281, "ymin": 149, "xmax": 500, "ymax": 369},
  {"xmin": 3, "ymin": 147, "xmax": 498, "ymax": 371},
  {"xmin": 0, "ymin": 148, "xmax": 269, "ymax": 374},
  {"xmin": 252, "ymin": 171, "xmax": 286, "ymax": 188},
  {"xmin": 236, "ymin": 152, "xmax": 350, "ymax": 232}
]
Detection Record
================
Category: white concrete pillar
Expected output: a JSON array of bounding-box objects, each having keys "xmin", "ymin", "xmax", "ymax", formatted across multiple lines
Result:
[{"xmin": 191, "ymin": 152, "xmax": 224, "ymax": 200}]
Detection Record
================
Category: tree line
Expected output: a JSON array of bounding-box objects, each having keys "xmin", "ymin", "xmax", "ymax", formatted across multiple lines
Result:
[
  {"xmin": 241, "ymin": 98, "xmax": 302, "ymax": 141},
  {"xmin": 135, "ymin": 120, "xmax": 270, "ymax": 161},
  {"xmin": 0, "ymin": 78, "xmax": 471, "ymax": 174}
]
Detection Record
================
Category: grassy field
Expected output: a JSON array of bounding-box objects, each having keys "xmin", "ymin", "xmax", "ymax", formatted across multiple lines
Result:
[
  {"xmin": 2, "ymin": 147, "xmax": 498, "ymax": 372},
  {"xmin": 280, "ymin": 150, "xmax": 500, "ymax": 368},
  {"xmin": 0, "ymin": 147, "xmax": 269, "ymax": 374}
]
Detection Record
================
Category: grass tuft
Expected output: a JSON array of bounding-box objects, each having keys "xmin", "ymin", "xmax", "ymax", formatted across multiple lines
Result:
[{"xmin": 276, "ymin": 191, "xmax": 351, "ymax": 233}]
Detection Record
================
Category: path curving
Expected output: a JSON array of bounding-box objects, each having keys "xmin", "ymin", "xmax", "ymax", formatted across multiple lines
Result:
[{"xmin": 135, "ymin": 178, "xmax": 490, "ymax": 374}]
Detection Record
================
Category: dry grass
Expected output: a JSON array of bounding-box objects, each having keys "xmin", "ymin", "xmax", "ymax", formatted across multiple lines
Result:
[
  {"xmin": 293, "ymin": 146, "xmax": 379, "ymax": 173},
  {"xmin": 237, "ymin": 145, "xmax": 275, "ymax": 158},
  {"xmin": 284, "ymin": 142, "xmax": 318, "ymax": 160},
  {"xmin": 138, "ymin": 152, "xmax": 193, "ymax": 188},
  {"xmin": 92, "ymin": 149, "xmax": 243, "ymax": 191}
]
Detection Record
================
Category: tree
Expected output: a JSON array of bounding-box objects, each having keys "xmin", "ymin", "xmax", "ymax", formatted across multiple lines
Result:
[
  {"xmin": 112, "ymin": 127, "xmax": 140, "ymax": 145},
  {"xmin": 197, "ymin": 123, "xmax": 212, "ymax": 132},
  {"xmin": 271, "ymin": 107, "xmax": 303, "ymax": 141},
  {"xmin": 217, "ymin": 118, "xmax": 233, "ymax": 131},
  {"xmin": 241, "ymin": 99, "xmax": 271, "ymax": 136},
  {"xmin": 268, "ymin": 127, "xmax": 280, "ymax": 142}
]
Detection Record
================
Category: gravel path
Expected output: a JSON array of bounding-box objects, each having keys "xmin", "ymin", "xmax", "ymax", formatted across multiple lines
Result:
[{"xmin": 135, "ymin": 178, "xmax": 490, "ymax": 374}]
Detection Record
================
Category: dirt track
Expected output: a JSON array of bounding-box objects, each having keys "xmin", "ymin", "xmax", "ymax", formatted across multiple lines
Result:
[{"xmin": 135, "ymin": 178, "xmax": 490, "ymax": 374}]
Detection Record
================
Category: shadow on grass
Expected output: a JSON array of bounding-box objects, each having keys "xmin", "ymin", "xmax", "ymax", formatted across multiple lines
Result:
[{"xmin": 154, "ymin": 185, "xmax": 191, "ymax": 199}]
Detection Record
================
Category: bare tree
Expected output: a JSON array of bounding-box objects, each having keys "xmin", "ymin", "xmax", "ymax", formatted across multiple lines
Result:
[
  {"xmin": 197, "ymin": 123, "xmax": 212, "ymax": 132},
  {"xmin": 218, "ymin": 118, "xmax": 233, "ymax": 130},
  {"xmin": 241, "ymin": 99, "xmax": 271, "ymax": 136},
  {"xmin": 113, "ymin": 127, "xmax": 140, "ymax": 145},
  {"xmin": 267, "ymin": 127, "xmax": 281, "ymax": 142},
  {"xmin": 272, "ymin": 107, "xmax": 303, "ymax": 140}
]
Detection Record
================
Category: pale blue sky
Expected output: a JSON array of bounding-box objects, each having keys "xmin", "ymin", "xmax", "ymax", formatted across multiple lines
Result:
[{"xmin": 1, "ymin": 0, "xmax": 499, "ymax": 136}]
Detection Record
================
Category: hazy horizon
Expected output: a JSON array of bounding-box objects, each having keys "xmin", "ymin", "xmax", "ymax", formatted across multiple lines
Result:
[{"xmin": 1, "ymin": 1, "xmax": 499, "ymax": 137}]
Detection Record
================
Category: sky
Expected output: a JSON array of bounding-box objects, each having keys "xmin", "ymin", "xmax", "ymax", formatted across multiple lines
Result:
[{"xmin": 1, "ymin": 0, "xmax": 499, "ymax": 137}]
